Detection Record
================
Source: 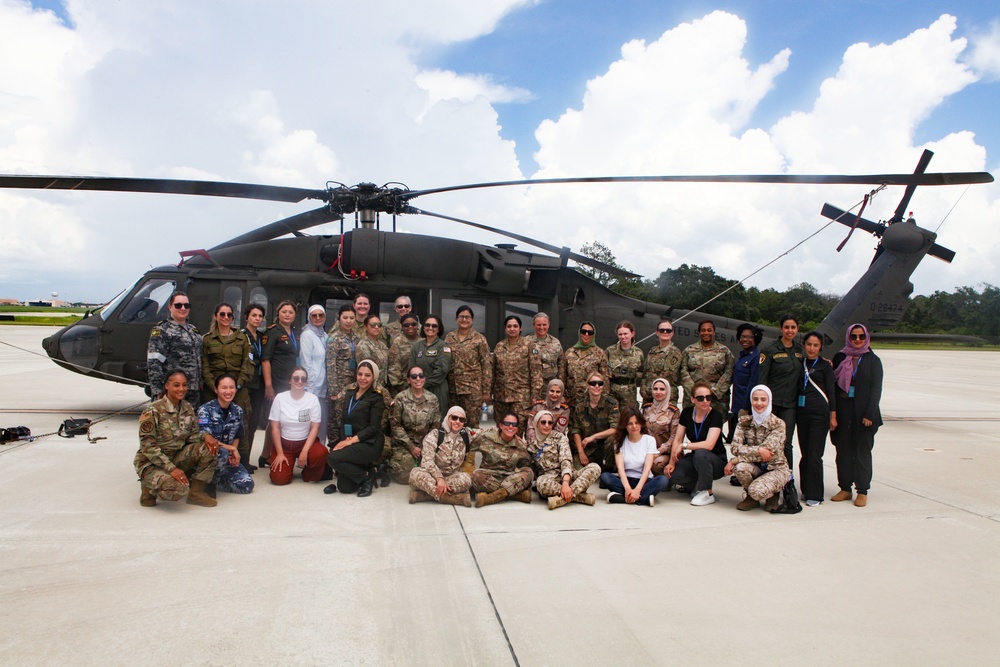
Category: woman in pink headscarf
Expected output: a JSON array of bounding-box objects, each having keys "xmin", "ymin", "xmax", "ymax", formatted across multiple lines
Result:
[{"xmin": 830, "ymin": 323, "xmax": 883, "ymax": 508}]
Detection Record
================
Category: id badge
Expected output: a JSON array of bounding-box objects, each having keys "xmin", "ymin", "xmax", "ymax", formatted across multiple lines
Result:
[
  {"xmin": 797, "ymin": 395, "xmax": 805, "ymax": 408},
  {"xmin": 344, "ymin": 424, "xmax": 353, "ymax": 437},
  {"xmin": 848, "ymin": 385, "xmax": 856, "ymax": 398}
]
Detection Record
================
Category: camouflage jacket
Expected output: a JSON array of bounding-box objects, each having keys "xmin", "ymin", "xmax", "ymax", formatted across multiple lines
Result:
[
  {"xmin": 526, "ymin": 430, "xmax": 573, "ymax": 479},
  {"xmin": 561, "ymin": 345, "xmax": 610, "ymax": 407},
  {"xmin": 526, "ymin": 333, "xmax": 563, "ymax": 385},
  {"xmin": 355, "ymin": 335, "xmax": 390, "ymax": 387},
  {"xmin": 730, "ymin": 413, "xmax": 789, "ymax": 473},
  {"xmin": 353, "ymin": 321, "xmax": 389, "ymax": 345},
  {"xmin": 641, "ymin": 342, "xmax": 683, "ymax": 404},
  {"xmin": 643, "ymin": 403, "xmax": 680, "ymax": 452},
  {"xmin": 386, "ymin": 335, "xmax": 420, "ymax": 396},
  {"xmin": 570, "ymin": 394, "xmax": 620, "ymax": 438},
  {"xmin": 390, "ymin": 388, "xmax": 440, "ymax": 452},
  {"xmin": 325, "ymin": 327, "xmax": 358, "ymax": 400},
  {"xmin": 419, "ymin": 428, "xmax": 470, "ymax": 480},
  {"xmin": 147, "ymin": 319, "xmax": 202, "ymax": 393},
  {"xmin": 445, "ymin": 329, "xmax": 493, "ymax": 396},
  {"xmin": 470, "ymin": 427, "xmax": 532, "ymax": 473},
  {"xmin": 525, "ymin": 399, "xmax": 571, "ymax": 442},
  {"xmin": 492, "ymin": 336, "xmax": 543, "ymax": 403},
  {"xmin": 201, "ymin": 329, "xmax": 254, "ymax": 391},
  {"xmin": 680, "ymin": 341, "xmax": 735, "ymax": 408},
  {"xmin": 134, "ymin": 396, "xmax": 206, "ymax": 478}
]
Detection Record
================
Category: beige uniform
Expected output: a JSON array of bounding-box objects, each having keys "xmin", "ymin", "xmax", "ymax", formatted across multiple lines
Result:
[
  {"xmin": 561, "ymin": 345, "xmax": 610, "ymax": 408},
  {"xmin": 445, "ymin": 329, "xmax": 493, "ymax": 428},
  {"xmin": 730, "ymin": 413, "xmax": 790, "ymax": 501},
  {"xmin": 492, "ymin": 337, "xmax": 543, "ymax": 432},
  {"xmin": 526, "ymin": 333, "xmax": 563, "ymax": 386}
]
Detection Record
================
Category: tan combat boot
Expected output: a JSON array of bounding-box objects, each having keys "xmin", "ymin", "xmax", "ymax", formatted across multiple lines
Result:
[
  {"xmin": 548, "ymin": 495, "xmax": 568, "ymax": 510},
  {"xmin": 186, "ymin": 479, "xmax": 217, "ymax": 507},
  {"xmin": 475, "ymin": 488, "xmax": 508, "ymax": 507},
  {"xmin": 572, "ymin": 492, "xmax": 596, "ymax": 506},
  {"xmin": 736, "ymin": 493, "xmax": 759, "ymax": 511},
  {"xmin": 140, "ymin": 485, "xmax": 156, "ymax": 507},
  {"xmin": 515, "ymin": 490, "xmax": 533, "ymax": 503},
  {"xmin": 409, "ymin": 489, "xmax": 433, "ymax": 504},
  {"xmin": 439, "ymin": 492, "xmax": 472, "ymax": 507},
  {"xmin": 763, "ymin": 492, "xmax": 781, "ymax": 512}
]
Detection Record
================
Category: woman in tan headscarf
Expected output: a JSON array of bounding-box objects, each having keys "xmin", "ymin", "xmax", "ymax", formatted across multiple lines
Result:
[
  {"xmin": 527, "ymin": 409, "xmax": 601, "ymax": 509},
  {"xmin": 408, "ymin": 406, "xmax": 473, "ymax": 506},
  {"xmin": 643, "ymin": 378, "xmax": 680, "ymax": 476}
]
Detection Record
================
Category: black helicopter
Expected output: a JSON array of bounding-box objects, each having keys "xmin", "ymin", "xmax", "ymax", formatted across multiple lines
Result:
[{"xmin": 0, "ymin": 149, "xmax": 991, "ymax": 389}]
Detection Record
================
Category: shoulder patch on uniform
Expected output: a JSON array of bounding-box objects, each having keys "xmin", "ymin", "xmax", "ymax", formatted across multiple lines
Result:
[
  {"xmin": 759, "ymin": 353, "xmax": 766, "ymax": 363},
  {"xmin": 442, "ymin": 346, "xmax": 452, "ymax": 353},
  {"xmin": 149, "ymin": 329, "xmax": 161, "ymax": 338},
  {"xmin": 139, "ymin": 419, "xmax": 154, "ymax": 434}
]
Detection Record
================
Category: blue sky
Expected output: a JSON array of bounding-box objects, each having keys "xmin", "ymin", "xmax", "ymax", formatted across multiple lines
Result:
[{"xmin": 2, "ymin": 1, "xmax": 999, "ymax": 302}]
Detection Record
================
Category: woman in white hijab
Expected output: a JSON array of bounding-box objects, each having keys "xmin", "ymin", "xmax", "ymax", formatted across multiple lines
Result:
[
  {"xmin": 724, "ymin": 384, "xmax": 790, "ymax": 511},
  {"xmin": 643, "ymin": 378, "xmax": 680, "ymax": 476},
  {"xmin": 527, "ymin": 409, "xmax": 601, "ymax": 509},
  {"xmin": 408, "ymin": 405, "xmax": 473, "ymax": 506}
]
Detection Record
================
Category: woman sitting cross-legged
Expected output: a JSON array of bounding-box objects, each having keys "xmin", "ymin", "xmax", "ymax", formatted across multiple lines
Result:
[
  {"xmin": 600, "ymin": 407, "xmax": 669, "ymax": 507},
  {"xmin": 407, "ymin": 406, "xmax": 473, "ymax": 507},
  {"xmin": 528, "ymin": 410, "xmax": 601, "ymax": 510}
]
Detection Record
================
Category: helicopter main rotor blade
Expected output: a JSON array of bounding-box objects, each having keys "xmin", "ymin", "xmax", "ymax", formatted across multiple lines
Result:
[
  {"xmin": 0, "ymin": 175, "xmax": 327, "ymax": 203},
  {"xmin": 406, "ymin": 171, "xmax": 995, "ymax": 199},
  {"xmin": 211, "ymin": 206, "xmax": 340, "ymax": 249},
  {"xmin": 410, "ymin": 206, "xmax": 640, "ymax": 279},
  {"xmin": 891, "ymin": 149, "xmax": 934, "ymax": 222}
]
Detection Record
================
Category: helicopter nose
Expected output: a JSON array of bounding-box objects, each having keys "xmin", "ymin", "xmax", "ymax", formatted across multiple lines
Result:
[{"xmin": 45, "ymin": 324, "xmax": 100, "ymax": 371}]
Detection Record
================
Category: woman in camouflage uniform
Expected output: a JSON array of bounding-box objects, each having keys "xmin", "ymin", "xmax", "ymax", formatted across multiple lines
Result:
[
  {"xmin": 606, "ymin": 320, "xmax": 644, "ymax": 411},
  {"xmin": 355, "ymin": 314, "xmax": 389, "ymax": 390},
  {"xmin": 569, "ymin": 372, "xmax": 620, "ymax": 471},
  {"xmin": 561, "ymin": 322, "xmax": 610, "ymax": 408},
  {"xmin": 388, "ymin": 365, "xmax": 441, "ymax": 484},
  {"xmin": 528, "ymin": 410, "xmax": 600, "ymax": 510},
  {"xmin": 408, "ymin": 406, "xmax": 473, "ymax": 506},
  {"xmin": 492, "ymin": 315, "xmax": 542, "ymax": 433},
  {"xmin": 201, "ymin": 302, "xmax": 254, "ymax": 465},
  {"xmin": 386, "ymin": 313, "xmax": 421, "ymax": 397},
  {"xmin": 644, "ymin": 378, "xmax": 680, "ymax": 476},
  {"xmin": 725, "ymin": 385, "xmax": 789, "ymax": 511}
]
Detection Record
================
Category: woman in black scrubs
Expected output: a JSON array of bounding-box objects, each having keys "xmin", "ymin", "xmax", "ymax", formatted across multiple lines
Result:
[{"xmin": 830, "ymin": 323, "xmax": 883, "ymax": 508}]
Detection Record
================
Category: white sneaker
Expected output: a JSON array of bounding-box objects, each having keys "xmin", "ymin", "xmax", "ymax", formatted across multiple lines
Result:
[
  {"xmin": 690, "ymin": 490, "xmax": 716, "ymax": 506},
  {"xmin": 646, "ymin": 495, "xmax": 655, "ymax": 507},
  {"xmin": 805, "ymin": 499, "xmax": 822, "ymax": 507}
]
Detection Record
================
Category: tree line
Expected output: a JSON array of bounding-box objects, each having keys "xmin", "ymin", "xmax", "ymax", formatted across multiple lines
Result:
[{"xmin": 578, "ymin": 241, "xmax": 1000, "ymax": 338}]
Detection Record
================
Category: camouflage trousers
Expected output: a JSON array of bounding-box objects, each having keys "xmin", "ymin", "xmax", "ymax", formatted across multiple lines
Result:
[
  {"xmin": 733, "ymin": 461, "xmax": 790, "ymax": 501},
  {"xmin": 450, "ymin": 393, "xmax": 484, "ymax": 429},
  {"xmin": 409, "ymin": 467, "xmax": 472, "ymax": 498},
  {"xmin": 609, "ymin": 383, "xmax": 640, "ymax": 412},
  {"xmin": 536, "ymin": 463, "xmax": 601, "ymax": 497},
  {"xmin": 139, "ymin": 442, "xmax": 216, "ymax": 501},
  {"xmin": 492, "ymin": 400, "xmax": 532, "ymax": 433},
  {"xmin": 471, "ymin": 467, "xmax": 534, "ymax": 496},
  {"xmin": 388, "ymin": 446, "xmax": 420, "ymax": 484},
  {"xmin": 214, "ymin": 451, "xmax": 255, "ymax": 494}
]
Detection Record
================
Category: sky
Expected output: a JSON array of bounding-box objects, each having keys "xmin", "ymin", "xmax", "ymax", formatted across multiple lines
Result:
[{"xmin": 1, "ymin": 0, "xmax": 998, "ymax": 303}]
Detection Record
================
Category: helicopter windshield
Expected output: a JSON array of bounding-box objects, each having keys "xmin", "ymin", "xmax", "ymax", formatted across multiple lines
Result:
[
  {"xmin": 100, "ymin": 281, "xmax": 139, "ymax": 320},
  {"xmin": 115, "ymin": 278, "xmax": 177, "ymax": 324}
]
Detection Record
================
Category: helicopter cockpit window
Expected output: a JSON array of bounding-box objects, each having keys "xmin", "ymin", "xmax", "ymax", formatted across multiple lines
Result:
[
  {"xmin": 504, "ymin": 301, "xmax": 539, "ymax": 324},
  {"xmin": 248, "ymin": 287, "xmax": 268, "ymax": 319},
  {"xmin": 100, "ymin": 281, "xmax": 138, "ymax": 320},
  {"xmin": 441, "ymin": 299, "xmax": 486, "ymax": 334},
  {"xmin": 116, "ymin": 278, "xmax": 177, "ymax": 324},
  {"xmin": 223, "ymin": 286, "xmax": 243, "ymax": 320}
]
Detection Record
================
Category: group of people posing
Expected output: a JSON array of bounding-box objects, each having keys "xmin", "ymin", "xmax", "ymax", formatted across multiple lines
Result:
[{"xmin": 136, "ymin": 291, "xmax": 883, "ymax": 513}]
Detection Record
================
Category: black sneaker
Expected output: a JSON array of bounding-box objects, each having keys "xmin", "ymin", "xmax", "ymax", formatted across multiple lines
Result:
[{"xmin": 607, "ymin": 492, "xmax": 626, "ymax": 504}]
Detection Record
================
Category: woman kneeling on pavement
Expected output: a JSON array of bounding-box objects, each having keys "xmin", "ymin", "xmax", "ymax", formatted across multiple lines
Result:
[
  {"xmin": 268, "ymin": 367, "xmax": 326, "ymax": 485},
  {"xmin": 408, "ymin": 406, "xmax": 473, "ymax": 506},
  {"xmin": 197, "ymin": 374, "xmax": 254, "ymax": 495},
  {"xmin": 725, "ymin": 385, "xmax": 789, "ymax": 511},
  {"xmin": 529, "ymin": 410, "xmax": 601, "ymax": 509},
  {"xmin": 326, "ymin": 360, "xmax": 386, "ymax": 497},
  {"xmin": 135, "ymin": 370, "xmax": 220, "ymax": 508},
  {"xmin": 601, "ymin": 407, "xmax": 669, "ymax": 506}
]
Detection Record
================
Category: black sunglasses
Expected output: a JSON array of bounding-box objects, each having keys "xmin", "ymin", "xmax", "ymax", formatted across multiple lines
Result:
[
  {"xmin": 579, "ymin": 329, "xmax": 594, "ymax": 335},
  {"xmin": 850, "ymin": 333, "xmax": 867, "ymax": 341},
  {"xmin": 500, "ymin": 420, "xmax": 518, "ymax": 427},
  {"xmin": 692, "ymin": 395, "xmax": 712, "ymax": 402},
  {"xmin": 172, "ymin": 302, "xmax": 191, "ymax": 309},
  {"xmin": 217, "ymin": 312, "xmax": 234, "ymax": 319},
  {"xmin": 408, "ymin": 372, "xmax": 426, "ymax": 379},
  {"xmin": 657, "ymin": 327, "xmax": 673, "ymax": 333},
  {"xmin": 449, "ymin": 415, "xmax": 467, "ymax": 423},
  {"xmin": 588, "ymin": 380, "xmax": 604, "ymax": 387}
]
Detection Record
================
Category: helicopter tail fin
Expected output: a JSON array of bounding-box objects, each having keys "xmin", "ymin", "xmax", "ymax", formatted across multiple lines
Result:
[{"xmin": 817, "ymin": 209, "xmax": 953, "ymax": 342}]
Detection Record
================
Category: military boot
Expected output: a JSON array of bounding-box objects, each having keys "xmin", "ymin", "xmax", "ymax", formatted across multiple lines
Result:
[
  {"xmin": 548, "ymin": 495, "xmax": 568, "ymax": 510},
  {"xmin": 140, "ymin": 485, "xmax": 157, "ymax": 507},
  {"xmin": 475, "ymin": 488, "xmax": 508, "ymax": 507},
  {"xmin": 737, "ymin": 493, "xmax": 760, "ymax": 511},
  {"xmin": 572, "ymin": 492, "xmax": 596, "ymax": 506},
  {"xmin": 409, "ymin": 489, "xmax": 433, "ymax": 504},
  {"xmin": 440, "ymin": 492, "xmax": 472, "ymax": 507},
  {"xmin": 763, "ymin": 492, "xmax": 781, "ymax": 512},
  {"xmin": 186, "ymin": 479, "xmax": 217, "ymax": 507},
  {"xmin": 515, "ymin": 490, "xmax": 533, "ymax": 504}
]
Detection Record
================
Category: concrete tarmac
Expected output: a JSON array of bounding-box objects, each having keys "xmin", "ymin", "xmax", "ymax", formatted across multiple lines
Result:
[{"xmin": 1, "ymin": 327, "xmax": 998, "ymax": 665}]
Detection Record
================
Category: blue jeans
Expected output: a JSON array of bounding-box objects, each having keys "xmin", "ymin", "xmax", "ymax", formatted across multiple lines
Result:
[{"xmin": 600, "ymin": 472, "xmax": 669, "ymax": 503}]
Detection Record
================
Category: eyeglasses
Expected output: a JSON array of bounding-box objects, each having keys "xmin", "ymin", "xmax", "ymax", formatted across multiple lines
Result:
[
  {"xmin": 368, "ymin": 322, "xmax": 383, "ymax": 328},
  {"xmin": 172, "ymin": 302, "xmax": 191, "ymax": 309},
  {"xmin": 408, "ymin": 372, "xmax": 426, "ymax": 379},
  {"xmin": 290, "ymin": 375, "xmax": 307, "ymax": 383},
  {"xmin": 457, "ymin": 315, "xmax": 472, "ymax": 320},
  {"xmin": 310, "ymin": 312, "xmax": 325, "ymax": 318},
  {"xmin": 850, "ymin": 333, "xmax": 867, "ymax": 341},
  {"xmin": 538, "ymin": 419, "xmax": 554, "ymax": 426},
  {"xmin": 449, "ymin": 415, "xmax": 467, "ymax": 423},
  {"xmin": 424, "ymin": 323, "xmax": 439, "ymax": 329},
  {"xmin": 500, "ymin": 420, "xmax": 518, "ymax": 427},
  {"xmin": 692, "ymin": 395, "xmax": 712, "ymax": 402},
  {"xmin": 395, "ymin": 304, "xmax": 411, "ymax": 310},
  {"xmin": 657, "ymin": 327, "xmax": 673, "ymax": 333},
  {"xmin": 588, "ymin": 380, "xmax": 604, "ymax": 387},
  {"xmin": 579, "ymin": 329, "xmax": 594, "ymax": 335},
  {"xmin": 217, "ymin": 312, "xmax": 233, "ymax": 319}
]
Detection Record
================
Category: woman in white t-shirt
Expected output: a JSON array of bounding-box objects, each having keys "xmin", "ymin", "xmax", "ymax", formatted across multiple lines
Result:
[
  {"xmin": 599, "ymin": 407, "xmax": 669, "ymax": 506},
  {"xmin": 267, "ymin": 366, "xmax": 325, "ymax": 485}
]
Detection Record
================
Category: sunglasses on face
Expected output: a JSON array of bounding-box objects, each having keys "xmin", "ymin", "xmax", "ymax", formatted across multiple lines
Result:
[
  {"xmin": 692, "ymin": 395, "xmax": 712, "ymax": 402},
  {"xmin": 657, "ymin": 327, "xmax": 673, "ymax": 333},
  {"xmin": 368, "ymin": 322, "xmax": 383, "ymax": 328},
  {"xmin": 291, "ymin": 375, "xmax": 307, "ymax": 383},
  {"xmin": 310, "ymin": 313, "xmax": 325, "ymax": 318},
  {"xmin": 402, "ymin": 322, "xmax": 419, "ymax": 328},
  {"xmin": 172, "ymin": 302, "xmax": 191, "ymax": 309},
  {"xmin": 395, "ymin": 304, "xmax": 411, "ymax": 309},
  {"xmin": 588, "ymin": 380, "xmax": 604, "ymax": 387},
  {"xmin": 217, "ymin": 312, "xmax": 233, "ymax": 319},
  {"xmin": 538, "ymin": 419, "xmax": 554, "ymax": 426},
  {"xmin": 850, "ymin": 333, "xmax": 867, "ymax": 341},
  {"xmin": 408, "ymin": 372, "xmax": 426, "ymax": 379},
  {"xmin": 449, "ymin": 415, "xmax": 467, "ymax": 424},
  {"xmin": 579, "ymin": 329, "xmax": 594, "ymax": 335},
  {"xmin": 500, "ymin": 420, "xmax": 518, "ymax": 427},
  {"xmin": 424, "ymin": 323, "xmax": 439, "ymax": 329}
]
